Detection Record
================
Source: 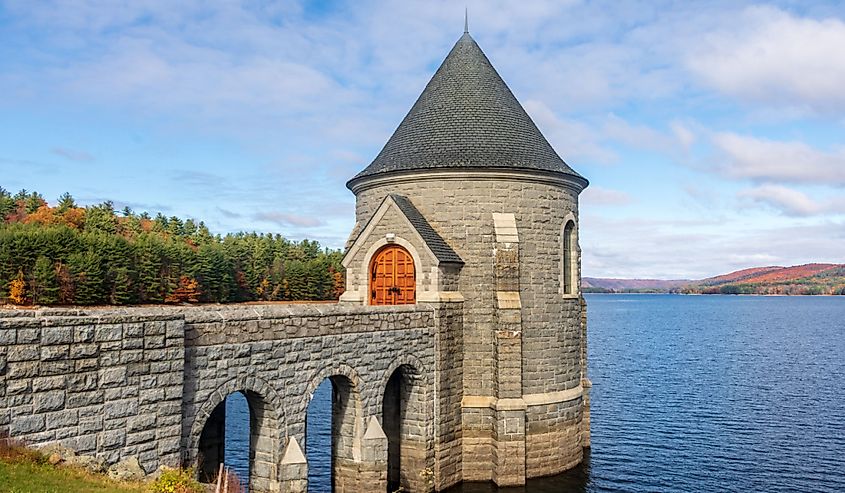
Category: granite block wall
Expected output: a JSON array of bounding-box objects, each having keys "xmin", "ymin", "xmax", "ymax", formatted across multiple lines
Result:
[
  {"xmin": 0, "ymin": 309, "xmax": 184, "ymax": 474},
  {"xmin": 0, "ymin": 303, "xmax": 447, "ymax": 493},
  {"xmin": 355, "ymin": 173, "xmax": 588, "ymax": 485}
]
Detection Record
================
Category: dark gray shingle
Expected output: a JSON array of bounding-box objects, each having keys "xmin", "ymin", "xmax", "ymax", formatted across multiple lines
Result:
[
  {"xmin": 388, "ymin": 194, "xmax": 463, "ymax": 265},
  {"xmin": 348, "ymin": 33, "xmax": 587, "ymax": 189}
]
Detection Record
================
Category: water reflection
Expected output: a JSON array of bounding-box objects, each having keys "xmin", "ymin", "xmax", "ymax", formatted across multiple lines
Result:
[{"xmin": 444, "ymin": 450, "xmax": 591, "ymax": 493}]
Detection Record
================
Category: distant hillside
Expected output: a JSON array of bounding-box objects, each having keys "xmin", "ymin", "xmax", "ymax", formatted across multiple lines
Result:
[
  {"xmin": 585, "ymin": 263, "xmax": 845, "ymax": 295},
  {"xmin": 583, "ymin": 278, "xmax": 690, "ymax": 293},
  {"xmin": 690, "ymin": 263, "xmax": 845, "ymax": 295},
  {"xmin": 696, "ymin": 266, "xmax": 784, "ymax": 286}
]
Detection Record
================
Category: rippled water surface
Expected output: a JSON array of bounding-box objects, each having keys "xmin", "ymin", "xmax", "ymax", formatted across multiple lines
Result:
[
  {"xmin": 305, "ymin": 381, "xmax": 333, "ymax": 492},
  {"xmin": 229, "ymin": 294, "xmax": 845, "ymax": 492},
  {"xmin": 224, "ymin": 392, "xmax": 249, "ymax": 483}
]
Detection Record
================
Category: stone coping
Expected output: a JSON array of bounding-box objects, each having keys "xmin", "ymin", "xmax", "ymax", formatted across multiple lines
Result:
[{"xmin": 0, "ymin": 302, "xmax": 437, "ymax": 325}]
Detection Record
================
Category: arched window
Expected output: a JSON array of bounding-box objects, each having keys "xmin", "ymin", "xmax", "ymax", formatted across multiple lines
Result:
[
  {"xmin": 563, "ymin": 220, "xmax": 576, "ymax": 295},
  {"xmin": 369, "ymin": 244, "xmax": 416, "ymax": 305}
]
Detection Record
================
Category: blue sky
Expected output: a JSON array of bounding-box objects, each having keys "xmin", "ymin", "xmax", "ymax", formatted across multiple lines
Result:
[{"xmin": 2, "ymin": 0, "xmax": 844, "ymax": 279}]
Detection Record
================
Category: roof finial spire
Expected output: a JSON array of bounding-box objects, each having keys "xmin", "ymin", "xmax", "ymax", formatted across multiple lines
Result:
[{"xmin": 464, "ymin": 8, "xmax": 469, "ymax": 34}]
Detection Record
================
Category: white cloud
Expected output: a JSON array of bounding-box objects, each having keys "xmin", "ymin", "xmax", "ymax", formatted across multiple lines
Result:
[
  {"xmin": 689, "ymin": 6, "xmax": 845, "ymax": 112},
  {"xmin": 253, "ymin": 212, "xmax": 323, "ymax": 228},
  {"xmin": 738, "ymin": 184, "xmax": 845, "ymax": 217},
  {"xmin": 51, "ymin": 147, "xmax": 95, "ymax": 162},
  {"xmin": 599, "ymin": 114, "xmax": 697, "ymax": 156},
  {"xmin": 671, "ymin": 122, "xmax": 695, "ymax": 150},
  {"xmin": 581, "ymin": 186, "xmax": 633, "ymax": 206},
  {"xmin": 712, "ymin": 132, "xmax": 845, "ymax": 186},
  {"xmin": 522, "ymin": 100, "xmax": 615, "ymax": 164},
  {"xmin": 738, "ymin": 184, "xmax": 823, "ymax": 216}
]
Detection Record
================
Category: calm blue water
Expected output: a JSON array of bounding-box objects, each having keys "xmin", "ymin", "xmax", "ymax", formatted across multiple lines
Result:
[
  {"xmin": 305, "ymin": 381, "xmax": 333, "ymax": 492},
  {"xmin": 224, "ymin": 392, "xmax": 249, "ymax": 484},
  {"xmin": 222, "ymin": 379, "xmax": 333, "ymax": 492},
  {"xmin": 226, "ymin": 294, "xmax": 845, "ymax": 492}
]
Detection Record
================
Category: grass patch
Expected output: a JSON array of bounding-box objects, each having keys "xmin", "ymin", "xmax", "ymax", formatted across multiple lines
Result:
[
  {"xmin": 0, "ymin": 437, "xmax": 145, "ymax": 493},
  {"xmin": 0, "ymin": 459, "xmax": 147, "ymax": 493}
]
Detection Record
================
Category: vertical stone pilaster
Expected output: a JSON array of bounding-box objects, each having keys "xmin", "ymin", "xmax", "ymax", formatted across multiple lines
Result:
[
  {"xmin": 493, "ymin": 330, "xmax": 525, "ymax": 486},
  {"xmin": 279, "ymin": 437, "xmax": 307, "ymax": 493},
  {"xmin": 433, "ymin": 298, "xmax": 464, "ymax": 491},
  {"xmin": 361, "ymin": 416, "xmax": 389, "ymax": 492},
  {"xmin": 491, "ymin": 213, "xmax": 526, "ymax": 487}
]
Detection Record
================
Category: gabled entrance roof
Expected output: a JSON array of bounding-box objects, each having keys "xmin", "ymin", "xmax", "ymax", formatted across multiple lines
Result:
[{"xmin": 343, "ymin": 194, "xmax": 463, "ymax": 267}]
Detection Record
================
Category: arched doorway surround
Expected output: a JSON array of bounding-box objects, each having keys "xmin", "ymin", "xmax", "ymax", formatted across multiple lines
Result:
[{"xmin": 369, "ymin": 244, "xmax": 416, "ymax": 305}]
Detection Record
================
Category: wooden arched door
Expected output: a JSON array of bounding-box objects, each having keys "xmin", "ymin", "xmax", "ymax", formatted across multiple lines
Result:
[{"xmin": 370, "ymin": 245, "xmax": 416, "ymax": 305}]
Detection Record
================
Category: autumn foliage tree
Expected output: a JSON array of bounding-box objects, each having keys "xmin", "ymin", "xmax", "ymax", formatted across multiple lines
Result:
[
  {"xmin": 165, "ymin": 276, "xmax": 201, "ymax": 303},
  {"xmin": 8, "ymin": 270, "xmax": 26, "ymax": 305},
  {"xmin": 0, "ymin": 188, "xmax": 344, "ymax": 306}
]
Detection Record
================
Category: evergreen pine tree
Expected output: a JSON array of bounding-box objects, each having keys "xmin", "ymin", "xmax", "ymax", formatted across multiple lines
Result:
[
  {"xmin": 25, "ymin": 192, "xmax": 45, "ymax": 214},
  {"xmin": 84, "ymin": 202, "xmax": 117, "ymax": 234},
  {"xmin": 195, "ymin": 221, "xmax": 214, "ymax": 245},
  {"xmin": 137, "ymin": 237, "xmax": 164, "ymax": 303},
  {"xmin": 283, "ymin": 259, "xmax": 308, "ymax": 300},
  {"xmin": 56, "ymin": 192, "xmax": 76, "ymax": 213},
  {"xmin": 110, "ymin": 266, "xmax": 134, "ymax": 305},
  {"xmin": 31, "ymin": 256, "xmax": 59, "ymax": 305},
  {"xmin": 0, "ymin": 187, "xmax": 15, "ymax": 219},
  {"xmin": 69, "ymin": 250, "xmax": 106, "ymax": 305}
]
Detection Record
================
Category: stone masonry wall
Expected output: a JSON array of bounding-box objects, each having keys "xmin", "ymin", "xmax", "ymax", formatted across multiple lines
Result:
[
  {"xmin": 0, "ymin": 309, "xmax": 184, "ymax": 474},
  {"xmin": 0, "ymin": 302, "xmax": 446, "ymax": 493},
  {"xmin": 356, "ymin": 176, "xmax": 582, "ymax": 400},
  {"xmin": 356, "ymin": 173, "xmax": 586, "ymax": 484},
  {"xmin": 179, "ymin": 303, "xmax": 438, "ymax": 492}
]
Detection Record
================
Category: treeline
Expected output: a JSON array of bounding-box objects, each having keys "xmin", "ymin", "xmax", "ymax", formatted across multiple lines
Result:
[
  {"xmin": 0, "ymin": 188, "xmax": 344, "ymax": 306},
  {"xmin": 691, "ymin": 283, "xmax": 845, "ymax": 295},
  {"xmin": 585, "ymin": 283, "xmax": 845, "ymax": 295},
  {"xmin": 582, "ymin": 287, "xmax": 675, "ymax": 294}
]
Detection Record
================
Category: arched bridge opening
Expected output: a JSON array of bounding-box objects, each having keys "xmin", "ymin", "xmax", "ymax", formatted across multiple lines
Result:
[
  {"xmin": 305, "ymin": 371, "xmax": 363, "ymax": 492},
  {"xmin": 194, "ymin": 387, "xmax": 281, "ymax": 492},
  {"xmin": 383, "ymin": 363, "xmax": 427, "ymax": 493}
]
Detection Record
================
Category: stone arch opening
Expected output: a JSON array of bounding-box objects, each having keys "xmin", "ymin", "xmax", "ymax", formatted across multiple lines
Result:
[
  {"xmin": 369, "ymin": 244, "xmax": 416, "ymax": 305},
  {"xmin": 305, "ymin": 373, "xmax": 363, "ymax": 492},
  {"xmin": 189, "ymin": 377, "xmax": 283, "ymax": 493},
  {"xmin": 382, "ymin": 363, "xmax": 426, "ymax": 492},
  {"xmin": 562, "ymin": 218, "xmax": 577, "ymax": 295},
  {"xmin": 196, "ymin": 389, "xmax": 278, "ymax": 491}
]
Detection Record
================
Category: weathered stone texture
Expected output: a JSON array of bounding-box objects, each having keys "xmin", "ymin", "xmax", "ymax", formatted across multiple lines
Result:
[
  {"xmin": 525, "ymin": 396, "xmax": 585, "ymax": 477},
  {"xmin": 0, "ymin": 304, "xmax": 445, "ymax": 492},
  {"xmin": 179, "ymin": 303, "xmax": 438, "ymax": 492},
  {"xmin": 0, "ymin": 311, "xmax": 185, "ymax": 474},
  {"xmin": 356, "ymin": 177, "xmax": 582, "ymax": 400},
  {"xmin": 354, "ymin": 174, "xmax": 587, "ymax": 485}
]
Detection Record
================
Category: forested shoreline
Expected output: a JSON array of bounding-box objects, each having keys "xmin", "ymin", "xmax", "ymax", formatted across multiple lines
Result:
[{"xmin": 0, "ymin": 187, "xmax": 344, "ymax": 306}]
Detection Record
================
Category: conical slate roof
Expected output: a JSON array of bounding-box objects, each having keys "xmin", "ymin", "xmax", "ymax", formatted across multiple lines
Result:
[{"xmin": 348, "ymin": 32, "xmax": 587, "ymax": 189}]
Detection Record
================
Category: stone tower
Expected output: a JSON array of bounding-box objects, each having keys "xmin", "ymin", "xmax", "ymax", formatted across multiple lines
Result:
[{"xmin": 341, "ymin": 29, "xmax": 590, "ymax": 490}]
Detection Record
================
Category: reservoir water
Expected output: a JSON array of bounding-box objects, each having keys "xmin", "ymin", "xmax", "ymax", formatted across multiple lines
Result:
[{"xmin": 225, "ymin": 294, "xmax": 845, "ymax": 492}]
